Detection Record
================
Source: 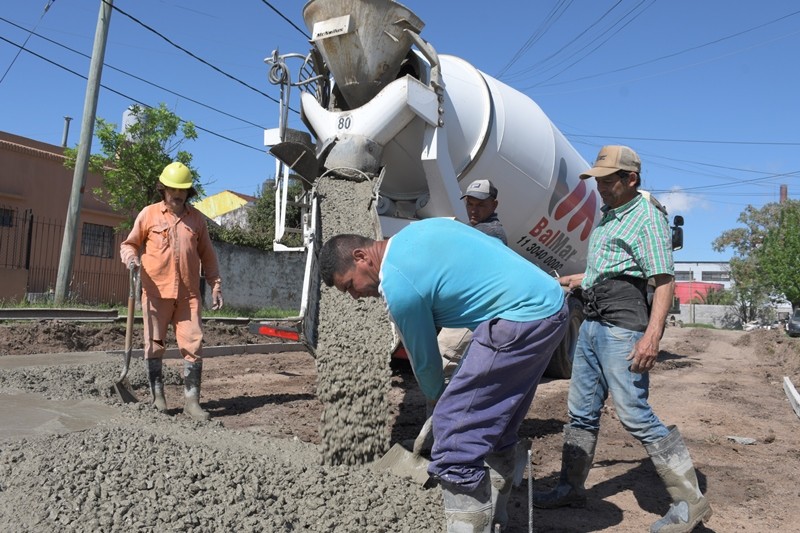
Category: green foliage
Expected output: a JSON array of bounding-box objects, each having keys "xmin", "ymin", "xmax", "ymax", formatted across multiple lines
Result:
[
  {"xmin": 712, "ymin": 201, "xmax": 800, "ymax": 322},
  {"xmin": 756, "ymin": 201, "xmax": 800, "ymax": 310},
  {"xmin": 207, "ymin": 178, "xmax": 305, "ymax": 251},
  {"xmin": 699, "ymin": 287, "xmax": 735, "ymax": 306},
  {"xmin": 63, "ymin": 103, "xmax": 199, "ymax": 229}
]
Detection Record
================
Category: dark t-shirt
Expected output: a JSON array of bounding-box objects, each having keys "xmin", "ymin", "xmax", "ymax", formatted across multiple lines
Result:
[{"xmin": 473, "ymin": 213, "xmax": 508, "ymax": 245}]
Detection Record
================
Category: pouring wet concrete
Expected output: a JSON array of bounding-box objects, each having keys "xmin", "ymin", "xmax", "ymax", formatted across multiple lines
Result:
[{"xmin": 0, "ymin": 349, "xmax": 443, "ymax": 531}]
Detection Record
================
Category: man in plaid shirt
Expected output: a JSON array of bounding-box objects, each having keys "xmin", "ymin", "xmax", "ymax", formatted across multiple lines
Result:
[{"xmin": 533, "ymin": 146, "xmax": 711, "ymax": 533}]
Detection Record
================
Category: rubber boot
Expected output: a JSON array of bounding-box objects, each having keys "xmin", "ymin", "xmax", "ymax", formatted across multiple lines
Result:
[
  {"xmin": 645, "ymin": 426, "xmax": 712, "ymax": 533},
  {"xmin": 532, "ymin": 426, "xmax": 597, "ymax": 509},
  {"xmin": 183, "ymin": 360, "xmax": 210, "ymax": 421},
  {"xmin": 442, "ymin": 474, "xmax": 493, "ymax": 533},
  {"xmin": 146, "ymin": 358, "xmax": 167, "ymax": 412},
  {"xmin": 485, "ymin": 440, "xmax": 528, "ymax": 532}
]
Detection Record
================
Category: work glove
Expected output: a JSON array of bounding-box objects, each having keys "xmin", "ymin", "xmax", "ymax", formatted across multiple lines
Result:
[{"xmin": 211, "ymin": 286, "xmax": 223, "ymax": 310}]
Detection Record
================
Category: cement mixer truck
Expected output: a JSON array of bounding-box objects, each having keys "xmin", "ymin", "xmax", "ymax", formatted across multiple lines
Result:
[{"xmin": 255, "ymin": 0, "xmax": 683, "ymax": 378}]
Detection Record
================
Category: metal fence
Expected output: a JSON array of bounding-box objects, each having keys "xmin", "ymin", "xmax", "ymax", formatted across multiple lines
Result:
[{"xmin": 0, "ymin": 207, "xmax": 129, "ymax": 306}]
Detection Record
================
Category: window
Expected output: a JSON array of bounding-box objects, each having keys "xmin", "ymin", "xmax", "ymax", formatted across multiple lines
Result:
[
  {"xmin": 674, "ymin": 270, "xmax": 692, "ymax": 281},
  {"xmin": 701, "ymin": 270, "xmax": 730, "ymax": 282},
  {"xmin": 0, "ymin": 208, "xmax": 14, "ymax": 227},
  {"xmin": 81, "ymin": 223, "xmax": 114, "ymax": 258}
]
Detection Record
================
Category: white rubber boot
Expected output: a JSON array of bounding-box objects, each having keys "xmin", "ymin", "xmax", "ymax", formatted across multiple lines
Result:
[
  {"xmin": 442, "ymin": 474, "xmax": 492, "ymax": 533},
  {"xmin": 645, "ymin": 426, "xmax": 712, "ymax": 533}
]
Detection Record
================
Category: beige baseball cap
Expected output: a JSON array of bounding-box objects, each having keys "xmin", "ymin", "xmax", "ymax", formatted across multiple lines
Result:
[{"xmin": 579, "ymin": 145, "xmax": 641, "ymax": 179}]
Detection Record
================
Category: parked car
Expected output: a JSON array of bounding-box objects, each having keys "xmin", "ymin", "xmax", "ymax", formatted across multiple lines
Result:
[{"xmin": 787, "ymin": 309, "xmax": 800, "ymax": 337}]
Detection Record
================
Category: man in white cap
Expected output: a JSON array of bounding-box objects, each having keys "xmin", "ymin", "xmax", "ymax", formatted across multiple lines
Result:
[
  {"xmin": 460, "ymin": 178, "xmax": 507, "ymax": 245},
  {"xmin": 532, "ymin": 145, "xmax": 711, "ymax": 533},
  {"xmin": 436, "ymin": 179, "xmax": 509, "ymax": 371}
]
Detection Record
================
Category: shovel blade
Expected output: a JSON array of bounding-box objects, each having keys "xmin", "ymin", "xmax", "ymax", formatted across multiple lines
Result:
[
  {"xmin": 371, "ymin": 443, "xmax": 430, "ymax": 485},
  {"xmin": 110, "ymin": 380, "xmax": 138, "ymax": 404}
]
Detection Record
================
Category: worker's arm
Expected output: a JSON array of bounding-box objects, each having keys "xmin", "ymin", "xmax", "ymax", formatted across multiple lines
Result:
[
  {"xmin": 120, "ymin": 208, "xmax": 147, "ymax": 268},
  {"xmin": 382, "ymin": 272, "xmax": 445, "ymax": 401},
  {"xmin": 628, "ymin": 273, "xmax": 674, "ymax": 373}
]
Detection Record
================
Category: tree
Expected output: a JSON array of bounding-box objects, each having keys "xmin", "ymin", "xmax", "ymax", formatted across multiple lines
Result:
[
  {"xmin": 207, "ymin": 178, "xmax": 304, "ymax": 251},
  {"xmin": 700, "ymin": 287, "xmax": 735, "ymax": 306},
  {"xmin": 727, "ymin": 258, "xmax": 770, "ymax": 323},
  {"xmin": 64, "ymin": 103, "xmax": 199, "ymax": 228},
  {"xmin": 713, "ymin": 200, "xmax": 800, "ymax": 321},
  {"xmin": 756, "ymin": 200, "xmax": 800, "ymax": 310}
]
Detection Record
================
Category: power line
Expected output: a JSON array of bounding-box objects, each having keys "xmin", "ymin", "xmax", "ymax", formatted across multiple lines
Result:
[
  {"xmin": 106, "ymin": 1, "xmax": 280, "ymax": 105},
  {"xmin": 258, "ymin": 0, "xmax": 309, "ymax": 39},
  {"xmin": 0, "ymin": 34, "xmax": 265, "ymax": 153},
  {"xmin": 0, "ymin": 15, "xmax": 269, "ymax": 130},
  {"xmin": 566, "ymin": 132, "xmax": 800, "ymax": 146},
  {"xmin": 0, "ymin": 0, "xmax": 52, "ymax": 85},
  {"xmin": 529, "ymin": 7, "xmax": 800, "ymax": 89}
]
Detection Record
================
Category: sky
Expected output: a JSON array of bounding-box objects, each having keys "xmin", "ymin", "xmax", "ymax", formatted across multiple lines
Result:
[{"xmin": 1, "ymin": 0, "xmax": 799, "ymax": 262}]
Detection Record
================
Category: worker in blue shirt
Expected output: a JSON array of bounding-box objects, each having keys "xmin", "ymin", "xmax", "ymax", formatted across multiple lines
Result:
[{"xmin": 319, "ymin": 217, "xmax": 568, "ymax": 533}]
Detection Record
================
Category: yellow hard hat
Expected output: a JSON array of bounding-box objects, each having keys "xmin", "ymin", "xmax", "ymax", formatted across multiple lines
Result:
[{"xmin": 159, "ymin": 162, "xmax": 193, "ymax": 189}]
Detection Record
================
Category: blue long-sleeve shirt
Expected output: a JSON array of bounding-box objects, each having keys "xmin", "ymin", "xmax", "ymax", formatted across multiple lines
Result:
[{"xmin": 379, "ymin": 218, "xmax": 564, "ymax": 400}]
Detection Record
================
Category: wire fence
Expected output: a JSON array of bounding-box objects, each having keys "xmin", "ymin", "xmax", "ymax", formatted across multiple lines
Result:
[{"xmin": 0, "ymin": 206, "xmax": 129, "ymax": 306}]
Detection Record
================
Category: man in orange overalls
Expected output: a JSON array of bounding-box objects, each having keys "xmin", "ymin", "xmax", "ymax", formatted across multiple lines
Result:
[{"xmin": 120, "ymin": 162, "xmax": 223, "ymax": 421}]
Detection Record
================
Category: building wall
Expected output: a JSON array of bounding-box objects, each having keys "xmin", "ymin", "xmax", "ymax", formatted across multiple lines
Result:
[
  {"xmin": 202, "ymin": 242, "xmax": 304, "ymax": 312},
  {"xmin": 674, "ymin": 261, "xmax": 731, "ymax": 289},
  {"xmin": 0, "ymin": 131, "xmax": 127, "ymax": 302}
]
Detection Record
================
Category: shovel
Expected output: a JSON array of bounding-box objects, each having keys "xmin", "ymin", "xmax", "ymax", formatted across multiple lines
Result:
[
  {"xmin": 110, "ymin": 264, "xmax": 139, "ymax": 403},
  {"xmin": 372, "ymin": 416, "xmax": 433, "ymax": 485}
]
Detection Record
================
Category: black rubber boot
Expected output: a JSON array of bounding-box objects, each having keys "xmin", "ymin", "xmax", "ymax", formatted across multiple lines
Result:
[
  {"xmin": 532, "ymin": 426, "xmax": 597, "ymax": 509},
  {"xmin": 146, "ymin": 358, "xmax": 167, "ymax": 412},
  {"xmin": 183, "ymin": 360, "xmax": 210, "ymax": 421},
  {"xmin": 645, "ymin": 426, "xmax": 712, "ymax": 533}
]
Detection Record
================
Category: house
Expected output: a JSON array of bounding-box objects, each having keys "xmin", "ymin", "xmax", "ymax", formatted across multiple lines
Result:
[
  {"xmin": 0, "ymin": 131, "xmax": 128, "ymax": 304},
  {"xmin": 192, "ymin": 190, "xmax": 257, "ymax": 229},
  {"xmin": 673, "ymin": 261, "xmax": 732, "ymax": 289}
]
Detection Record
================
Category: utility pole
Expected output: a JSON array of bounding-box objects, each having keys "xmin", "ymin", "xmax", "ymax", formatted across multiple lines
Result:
[{"xmin": 54, "ymin": 0, "xmax": 113, "ymax": 304}]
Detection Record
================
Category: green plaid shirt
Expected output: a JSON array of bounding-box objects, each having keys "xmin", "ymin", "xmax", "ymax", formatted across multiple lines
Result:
[{"xmin": 582, "ymin": 193, "xmax": 674, "ymax": 289}]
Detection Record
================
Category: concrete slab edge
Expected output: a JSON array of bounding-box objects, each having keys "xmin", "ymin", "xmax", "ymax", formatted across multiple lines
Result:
[
  {"xmin": 107, "ymin": 342, "xmax": 309, "ymax": 359},
  {"xmin": 783, "ymin": 376, "xmax": 800, "ymax": 420}
]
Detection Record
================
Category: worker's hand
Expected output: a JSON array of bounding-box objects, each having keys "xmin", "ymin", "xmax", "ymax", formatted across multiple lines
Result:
[
  {"xmin": 212, "ymin": 286, "xmax": 223, "ymax": 310},
  {"xmin": 127, "ymin": 257, "xmax": 140, "ymax": 271},
  {"xmin": 558, "ymin": 273, "xmax": 584, "ymax": 290},
  {"xmin": 627, "ymin": 333, "xmax": 658, "ymax": 374}
]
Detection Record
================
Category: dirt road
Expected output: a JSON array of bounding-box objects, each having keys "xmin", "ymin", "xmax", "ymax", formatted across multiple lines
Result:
[{"xmin": 1, "ymin": 321, "xmax": 798, "ymax": 531}]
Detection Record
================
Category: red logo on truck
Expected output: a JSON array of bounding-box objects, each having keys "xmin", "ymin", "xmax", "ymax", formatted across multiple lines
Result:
[{"xmin": 546, "ymin": 158, "xmax": 597, "ymax": 241}]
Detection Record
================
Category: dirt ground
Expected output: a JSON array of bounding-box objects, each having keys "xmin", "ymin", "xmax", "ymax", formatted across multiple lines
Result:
[{"xmin": 1, "ymin": 320, "xmax": 800, "ymax": 532}]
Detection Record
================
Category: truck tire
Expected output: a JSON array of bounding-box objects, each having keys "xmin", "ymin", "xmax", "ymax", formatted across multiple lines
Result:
[{"xmin": 544, "ymin": 295, "xmax": 584, "ymax": 379}]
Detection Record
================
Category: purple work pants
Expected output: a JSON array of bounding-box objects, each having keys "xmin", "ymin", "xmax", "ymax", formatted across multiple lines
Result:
[{"xmin": 429, "ymin": 301, "xmax": 569, "ymax": 491}]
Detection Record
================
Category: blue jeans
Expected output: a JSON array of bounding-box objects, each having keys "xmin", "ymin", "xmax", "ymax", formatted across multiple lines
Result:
[{"xmin": 567, "ymin": 319, "xmax": 669, "ymax": 444}]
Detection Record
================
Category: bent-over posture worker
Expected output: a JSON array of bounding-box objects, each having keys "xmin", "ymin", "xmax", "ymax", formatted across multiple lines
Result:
[
  {"xmin": 532, "ymin": 146, "xmax": 711, "ymax": 533},
  {"xmin": 120, "ymin": 161, "xmax": 223, "ymax": 421},
  {"xmin": 320, "ymin": 218, "xmax": 568, "ymax": 532}
]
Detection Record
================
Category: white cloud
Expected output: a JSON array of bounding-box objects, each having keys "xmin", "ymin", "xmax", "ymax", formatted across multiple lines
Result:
[{"xmin": 656, "ymin": 186, "xmax": 706, "ymax": 215}]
